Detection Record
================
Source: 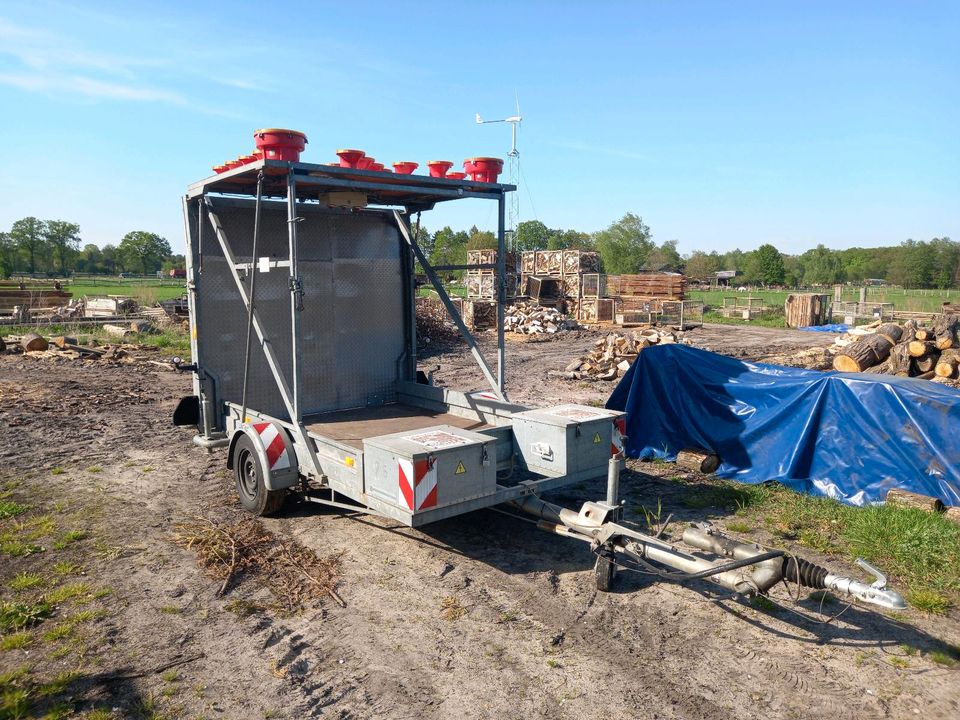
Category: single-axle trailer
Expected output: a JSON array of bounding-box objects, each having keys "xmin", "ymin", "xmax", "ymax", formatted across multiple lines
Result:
[{"xmin": 175, "ymin": 158, "xmax": 904, "ymax": 612}]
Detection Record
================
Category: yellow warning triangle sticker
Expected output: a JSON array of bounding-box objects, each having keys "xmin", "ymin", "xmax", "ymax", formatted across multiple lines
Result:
[
  {"xmin": 455, "ymin": 460, "xmax": 466, "ymax": 474},
  {"xmin": 593, "ymin": 433, "xmax": 602, "ymax": 443}
]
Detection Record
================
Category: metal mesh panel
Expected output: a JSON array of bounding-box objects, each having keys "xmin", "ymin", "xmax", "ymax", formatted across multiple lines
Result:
[{"xmin": 189, "ymin": 198, "xmax": 404, "ymax": 423}]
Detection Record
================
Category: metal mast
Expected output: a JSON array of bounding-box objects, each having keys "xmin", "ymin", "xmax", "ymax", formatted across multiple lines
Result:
[{"xmin": 476, "ymin": 97, "xmax": 522, "ymax": 243}]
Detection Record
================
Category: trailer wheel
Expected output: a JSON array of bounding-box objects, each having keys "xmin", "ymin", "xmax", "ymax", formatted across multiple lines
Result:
[
  {"xmin": 595, "ymin": 548, "xmax": 617, "ymax": 592},
  {"xmin": 233, "ymin": 433, "xmax": 286, "ymax": 517}
]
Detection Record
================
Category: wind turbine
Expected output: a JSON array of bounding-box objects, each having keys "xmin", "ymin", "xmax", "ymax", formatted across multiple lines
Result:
[{"xmin": 476, "ymin": 96, "xmax": 522, "ymax": 238}]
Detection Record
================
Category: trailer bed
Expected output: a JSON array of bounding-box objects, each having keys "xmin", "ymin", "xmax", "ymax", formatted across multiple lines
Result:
[{"xmin": 305, "ymin": 404, "xmax": 490, "ymax": 449}]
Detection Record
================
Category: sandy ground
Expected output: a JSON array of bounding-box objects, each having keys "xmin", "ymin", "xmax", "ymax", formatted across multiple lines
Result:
[{"xmin": 1, "ymin": 323, "xmax": 958, "ymax": 719}]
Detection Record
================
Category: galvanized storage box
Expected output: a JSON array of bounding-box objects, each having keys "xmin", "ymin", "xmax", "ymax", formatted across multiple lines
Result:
[
  {"xmin": 363, "ymin": 425, "xmax": 497, "ymax": 514},
  {"xmin": 511, "ymin": 405, "xmax": 624, "ymax": 477}
]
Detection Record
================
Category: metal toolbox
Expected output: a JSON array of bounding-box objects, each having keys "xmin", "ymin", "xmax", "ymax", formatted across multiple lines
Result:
[
  {"xmin": 511, "ymin": 404, "xmax": 625, "ymax": 477},
  {"xmin": 363, "ymin": 425, "xmax": 496, "ymax": 514}
]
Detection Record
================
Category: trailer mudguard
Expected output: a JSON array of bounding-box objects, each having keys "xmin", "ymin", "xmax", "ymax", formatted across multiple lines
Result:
[{"xmin": 227, "ymin": 422, "xmax": 300, "ymax": 490}]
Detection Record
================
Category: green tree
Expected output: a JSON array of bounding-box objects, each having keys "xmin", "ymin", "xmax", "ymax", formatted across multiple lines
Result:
[
  {"xmin": 592, "ymin": 213, "xmax": 654, "ymax": 274},
  {"xmin": 744, "ymin": 243, "xmax": 785, "ymax": 286},
  {"xmin": 10, "ymin": 217, "xmax": 46, "ymax": 274},
  {"xmin": 721, "ymin": 248, "xmax": 745, "ymax": 272},
  {"xmin": 644, "ymin": 239, "xmax": 682, "ymax": 271},
  {"xmin": 467, "ymin": 226, "xmax": 497, "ymax": 250},
  {"xmin": 117, "ymin": 231, "xmax": 172, "ymax": 276},
  {"xmin": 888, "ymin": 239, "xmax": 934, "ymax": 288},
  {"xmin": 683, "ymin": 250, "xmax": 722, "ymax": 279},
  {"xmin": 514, "ymin": 220, "xmax": 550, "ymax": 253},
  {"xmin": 548, "ymin": 229, "xmax": 593, "ymax": 251},
  {"xmin": 801, "ymin": 244, "xmax": 844, "ymax": 285},
  {"xmin": 100, "ymin": 244, "xmax": 120, "ymax": 274},
  {"xmin": 76, "ymin": 244, "xmax": 104, "ymax": 274},
  {"xmin": 429, "ymin": 226, "xmax": 468, "ymax": 274},
  {"xmin": 44, "ymin": 220, "xmax": 81, "ymax": 275},
  {"xmin": 0, "ymin": 232, "xmax": 14, "ymax": 277}
]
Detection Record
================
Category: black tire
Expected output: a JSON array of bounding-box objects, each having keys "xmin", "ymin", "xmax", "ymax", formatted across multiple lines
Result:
[
  {"xmin": 595, "ymin": 548, "xmax": 617, "ymax": 592},
  {"xmin": 233, "ymin": 433, "xmax": 286, "ymax": 517}
]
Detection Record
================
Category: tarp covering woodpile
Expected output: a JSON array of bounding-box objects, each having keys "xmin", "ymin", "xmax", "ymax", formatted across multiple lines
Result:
[{"xmin": 606, "ymin": 344, "xmax": 960, "ymax": 507}]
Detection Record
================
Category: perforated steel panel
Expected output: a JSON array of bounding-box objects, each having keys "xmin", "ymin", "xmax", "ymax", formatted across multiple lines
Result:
[{"xmin": 188, "ymin": 197, "xmax": 405, "ymax": 425}]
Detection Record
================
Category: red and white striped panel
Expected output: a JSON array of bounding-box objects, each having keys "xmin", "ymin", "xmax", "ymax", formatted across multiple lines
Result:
[
  {"xmin": 398, "ymin": 458, "xmax": 438, "ymax": 512},
  {"xmin": 251, "ymin": 423, "xmax": 291, "ymax": 471},
  {"xmin": 611, "ymin": 418, "xmax": 626, "ymax": 456}
]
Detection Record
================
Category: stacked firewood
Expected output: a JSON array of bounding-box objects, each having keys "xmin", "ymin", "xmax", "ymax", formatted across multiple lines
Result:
[
  {"xmin": 832, "ymin": 313, "xmax": 960, "ymax": 380},
  {"xmin": 560, "ymin": 330, "xmax": 679, "ymax": 380},
  {"xmin": 503, "ymin": 303, "xmax": 578, "ymax": 334}
]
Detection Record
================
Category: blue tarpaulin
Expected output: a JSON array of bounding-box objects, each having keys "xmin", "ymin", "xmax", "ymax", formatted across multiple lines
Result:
[{"xmin": 606, "ymin": 345, "xmax": 960, "ymax": 506}]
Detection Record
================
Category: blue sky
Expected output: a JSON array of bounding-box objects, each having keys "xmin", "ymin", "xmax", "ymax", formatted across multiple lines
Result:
[{"xmin": 1, "ymin": 1, "xmax": 957, "ymax": 256}]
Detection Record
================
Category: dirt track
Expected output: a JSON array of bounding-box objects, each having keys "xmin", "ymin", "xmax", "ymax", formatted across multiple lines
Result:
[{"xmin": 2, "ymin": 326, "xmax": 959, "ymax": 719}]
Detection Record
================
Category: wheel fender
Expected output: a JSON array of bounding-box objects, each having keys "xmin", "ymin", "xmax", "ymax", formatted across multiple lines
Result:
[{"xmin": 228, "ymin": 422, "xmax": 299, "ymax": 490}]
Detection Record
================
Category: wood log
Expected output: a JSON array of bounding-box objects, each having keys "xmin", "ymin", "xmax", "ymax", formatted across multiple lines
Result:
[
  {"xmin": 912, "ymin": 351, "xmax": 940, "ymax": 374},
  {"xmin": 876, "ymin": 323, "xmax": 904, "ymax": 344},
  {"xmin": 887, "ymin": 342, "xmax": 912, "ymax": 375},
  {"xmin": 946, "ymin": 507, "xmax": 960, "ymax": 525},
  {"xmin": 908, "ymin": 340, "xmax": 937, "ymax": 357},
  {"xmin": 914, "ymin": 370, "xmax": 936, "ymax": 380},
  {"xmin": 931, "ymin": 313, "xmax": 959, "ymax": 350},
  {"xmin": 935, "ymin": 348, "xmax": 960, "ymax": 378},
  {"xmin": 129, "ymin": 320, "xmax": 152, "ymax": 333},
  {"xmin": 914, "ymin": 328, "xmax": 930, "ymax": 341},
  {"xmin": 901, "ymin": 319, "xmax": 919, "ymax": 337},
  {"xmin": 885, "ymin": 488, "xmax": 944, "ymax": 513},
  {"xmin": 53, "ymin": 336, "xmax": 77, "ymax": 349},
  {"xmin": 675, "ymin": 448, "xmax": 720, "ymax": 474},
  {"xmin": 833, "ymin": 332, "xmax": 897, "ymax": 372},
  {"xmin": 21, "ymin": 332, "xmax": 48, "ymax": 352},
  {"xmin": 103, "ymin": 324, "xmax": 131, "ymax": 339}
]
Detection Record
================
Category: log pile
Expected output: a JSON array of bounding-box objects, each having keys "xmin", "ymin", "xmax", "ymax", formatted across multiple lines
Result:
[
  {"xmin": 503, "ymin": 302, "xmax": 578, "ymax": 334},
  {"xmin": 415, "ymin": 297, "xmax": 461, "ymax": 347},
  {"xmin": 784, "ymin": 293, "xmax": 830, "ymax": 328},
  {"xmin": 832, "ymin": 312, "xmax": 960, "ymax": 383},
  {"xmin": 606, "ymin": 274, "xmax": 686, "ymax": 301},
  {"xmin": 558, "ymin": 329, "xmax": 679, "ymax": 380}
]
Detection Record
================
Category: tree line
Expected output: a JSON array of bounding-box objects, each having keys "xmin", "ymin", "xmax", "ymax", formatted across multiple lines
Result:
[
  {"xmin": 422, "ymin": 214, "xmax": 959, "ymax": 289},
  {"xmin": 0, "ymin": 217, "xmax": 182, "ymax": 277},
  {"xmin": 4, "ymin": 212, "xmax": 956, "ymax": 289}
]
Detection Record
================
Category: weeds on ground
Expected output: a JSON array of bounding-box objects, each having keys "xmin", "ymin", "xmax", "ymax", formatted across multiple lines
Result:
[
  {"xmin": 0, "ymin": 500, "xmax": 27, "ymax": 520},
  {"xmin": 440, "ymin": 595, "xmax": 466, "ymax": 621}
]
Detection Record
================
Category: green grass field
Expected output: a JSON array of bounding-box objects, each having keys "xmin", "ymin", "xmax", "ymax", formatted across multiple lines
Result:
[
  {"xmin": 62, "ymin": 277, "xmax": 186, "ymax": 303},
  {"xmin": 690, "ymin": 288, "xmax": 957, "ymax": 315}
]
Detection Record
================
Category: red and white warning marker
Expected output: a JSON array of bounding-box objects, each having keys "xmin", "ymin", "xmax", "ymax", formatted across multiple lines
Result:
[
  {"xmin": 252, "ymin": 422, "xmax": 291, "ymax": 471},
  {"xmin": 398, "ymin": 457, "xmax": 438, "ymax": 512},
  {"xmin": 611, "ymin": 418, "xmax": 626, "ymax": 457}
]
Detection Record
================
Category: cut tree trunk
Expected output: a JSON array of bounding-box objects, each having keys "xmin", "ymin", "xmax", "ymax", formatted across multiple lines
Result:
[
  {"xmin": 908, "ymin": 340, "xmax": 937, "ymax": 357},
  {"xmin": 914, "ymin": 328, "xmax": 930, "ymax": 341},
  {"xmin": 129, "ymin": 320, "xmax": 152, "ymax": 333},
  {"xmin": 931, "ymin": 313, "xmax": 959, "ymax": 350},
  {"xmin": 833, "ymin": 324, "xmax": 902, "ymax": 372},
  {"xmin": 886, "ymin": 488, "xmax": 944, "ymax": 513},
  {"xmin": 887, "ymin": 342, "xmax": 913, "ymax": 375},
  {"xmin": 21, "ymin": 333, "xmax": 48, "ymax": 352},
  {"xmin": 53, "ymin": 336, "xmax": 78, "ymax": 349},
  {"xmin": 913, "ymin": 351, "xmax": 940, "ymax": 374},
  {"xmin": 103, "ymin": 324, "xmax": 131, "ymax": 339},
  {"xmin": 935, "ymin": 349, "xmax": 960, "ymax": 378},
  {"xmin": 675, "ymin": 448, "xmax": 720, "ymax": 474}
]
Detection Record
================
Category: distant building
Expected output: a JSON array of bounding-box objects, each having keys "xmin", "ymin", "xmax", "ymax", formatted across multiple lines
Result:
[
  {"xmin": 864, "ymin": 278, "xmax": 886, "ymax": 286},
  {"xmin": 713, "ymin": 270, "xmax": 741, "ymax": 288}
]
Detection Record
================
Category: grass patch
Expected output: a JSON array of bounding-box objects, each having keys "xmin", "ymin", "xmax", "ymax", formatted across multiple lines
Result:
[
  {"xmin": 0, "ymin": 600, "xmax": 52, "ymax": 631},
  {"xmin": 224, "ymin": 599, "xmax": 262, "ymax": 618},
  {"xmin": 51, "ymin": 561, "xmax": 80, "ymax": 576},
  {"xmin": 0, "ymin": 539, "xmax": 44, "ymax": 557},
  {"xmin": 45, "ymin": 582, "xmax": 91, "ymax": 605},
  {"xmin": 50, "ymin": 467, "xmax": 66, "ymax": 476},
  {"xmin": 678, "ymin": 481, "xmax": 771, "ymax": 512},
  {"xmin": 0, "ymin": 500, "xmax": 27, "ymax": 519},
  {"xmin": 725, "ymin": 520, "xmax": 754, "ymax": 534},
  {"xmin": 8, "ymin": 573, "xmax": 45, "ymax": 593},
  {"xmin": 0, "ymin": 632, "xmax": 32, "ymax": 651},
  {"xmin": 929, "ymin": 648, "xmax": 959, "ymax": 666},
  {"xmin": 52, "ymin": 530, "xmax": 87, "ymax": 550},
  {"xmin": 732, "ymin": 484, "xmax": 960, "ymax": 610},
  {"xmin": 42, "ymin": 624, "xmax": 74, "ymax": 643},
  {"xmin": 86, "ymin": 466, "xmax": 102, "ymax": 474},
  {"xmin": 159, "ymin": 605, "xmax": 181, "ymax": 614}
]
